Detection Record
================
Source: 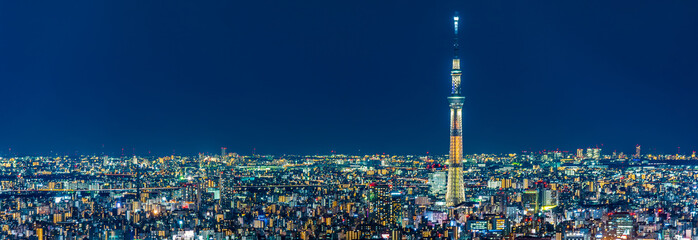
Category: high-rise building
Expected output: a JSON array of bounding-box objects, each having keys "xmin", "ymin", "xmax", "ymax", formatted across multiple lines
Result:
[
  {"xmin": 592, "ymin": 148, "xmax": 601, "ymax": 160},
  {"xmin": 606, "ymin": 212, "xmax": 635, "ymax": 240},
  {"xmin": 389, "ymin": 191, "xmax": 403, "ymax": 227},
  {"xmin": 372, "ymin": 184, "xmax": 391, "ymax": 226},
  {"xmin": 501, "ymin": 178, "xmax": 512, "ymax": 188},
  {"xmin": 522, "ymin": 190, "xmax": 538, "ymax": 212},
  {"xmin": 491, "ymin": 193, "xmax": 507, "ymax": 215},
  {"xmin": 221, "ymin": 147, "xmax": 226, "ymax": 157},
  {"xmin": 345, "ymin": 231, "xmax": 361, "ymax": 240},
  {"xmin": 523, "ymin": 179, "xmax": 530, "ymax": 189},
  {"xmin": 540, "ymin": 189, "xmax": 557, "ymax": 206},
  {"xmin": 635, "ymin": 145, "xmax": 641, "ymax": 158},
  {"xmin": 553, "ymin": 151, "xmax": 563, "ymax": 159},
  {"xmin": 428, "ymin": 171, "xmax": 447, "ymax": 197},
  {"xmin": 445, "ymin": 12, "xmax": 466, "ymax": 207},
  {"xmin": 576, "ymin": 149, "xmax": 584, "ymax": 159},
  {"xmin": 370, "ymin": 184, "xmax": 404, "ymax": 228}
]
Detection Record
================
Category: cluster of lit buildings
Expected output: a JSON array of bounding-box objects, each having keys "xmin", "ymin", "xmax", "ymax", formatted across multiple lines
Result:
[
  {"xmin": 0, "ymin": 150, "xmax": 697, "ymax": 239},
  {"xmin": 2, "ymin": 12, "xmax": 697, "ymax": 240}
]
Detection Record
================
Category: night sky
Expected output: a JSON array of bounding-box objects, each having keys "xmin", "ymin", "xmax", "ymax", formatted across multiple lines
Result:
[{"xmin": 1, "ymin": 1, "xmax": 697, "ymax": 156}]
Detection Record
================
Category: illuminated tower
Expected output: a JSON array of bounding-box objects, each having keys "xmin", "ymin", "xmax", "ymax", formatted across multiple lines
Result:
[{"xmin": 445, "ymin": 12, "xmax": 466, "ymax": 207}]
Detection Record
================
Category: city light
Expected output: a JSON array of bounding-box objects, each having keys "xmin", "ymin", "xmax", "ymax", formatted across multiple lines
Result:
[{"xmin": 0, "ymin": 4, "xmax": 694, "ymax": 240}]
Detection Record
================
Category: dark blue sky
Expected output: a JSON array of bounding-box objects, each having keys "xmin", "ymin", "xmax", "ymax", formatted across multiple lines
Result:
[{"xmin": 1, "ymin": 1, "xmax": 697, "ymax": 156}]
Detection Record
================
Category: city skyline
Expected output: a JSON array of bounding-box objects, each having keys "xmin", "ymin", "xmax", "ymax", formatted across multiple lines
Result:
[
  {"xmin": 2, "ymin": 1, "xmax": 697, "ymax": 155},
  {"xmin": 2, "ymin": 2, "xmax": 698, "ymax": 239}
]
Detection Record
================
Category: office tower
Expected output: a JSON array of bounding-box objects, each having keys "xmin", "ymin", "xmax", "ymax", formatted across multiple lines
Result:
[
  {"xmin": 635, "ymin": 145, "xmax": 641, "ymax": 158},
  {"xmin": 522, "ymin": 190, "xmax": 539, "ymax": 212},
  {"xmin": 369, "ymin": 184, "xmax": 390, "ymax": 226},
  {"xmin": 371, "ymin": 184, "xmax": 402, "ymax": 227},
  {"xmin": 429, "ymin": 171, "xmax": 447, "ymax": 196},
  {"xmin": 523, "ymin": 179, "xmax": 530, "ymax": 189},
  {"xmin": 221, "ymin": 147, "xmax": 226, "ymax": 157},
  {"xmin": 390, "ymin": 229, "xmax": 402, "ymax": 240},
  {"xmin": 593, "ymin": 148, "xmax": 601, "ymax": 159},
  {"xmin": 586, "ymin": 148, "xmax": 593, "ymax": 159},
  {"xmin": 553, "ymin": 151, "xmax": 562, "ymax": 159},
  {"xmin": 390, "ymin": 190, "xmax": 404, "ymax": 227},
  {"xmin": 607, "ymin": 212, "xmax": 635, "ymax": 240},
  {"xmin": 346, "ymin": 231, "xmax": 361, "ymax": 240},
  {"xmin": 539, "ymin": 189, "xmax": 557, "ymax": 206},
  {"xmin": 445, "ymin": 12, "xmax": 466, "ymax": 207},
  {"xmin": 576, "ymin": 149, "xmax": 584, "ymax": 159},
  {"xmin": 492, "ymin": 193, "xmax": 507, "ymax": 215},
  {"xmin": 501, "ymin": 178, "xmax": 512, "ymax": 188}
]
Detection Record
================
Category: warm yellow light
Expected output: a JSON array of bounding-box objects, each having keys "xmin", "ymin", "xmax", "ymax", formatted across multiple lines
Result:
[{"xmin": 541, "ymin": 205, "xmax": 557, "ymax": 211}]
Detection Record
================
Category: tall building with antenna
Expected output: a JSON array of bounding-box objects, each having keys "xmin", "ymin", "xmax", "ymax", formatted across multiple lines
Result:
[
  {"xmin": 445, "ymin": 12, "xmax": 466, "ymax": 207},
  {"xmin": 635, "ymin": 145, "xmax": 641, "ymax": 158}
]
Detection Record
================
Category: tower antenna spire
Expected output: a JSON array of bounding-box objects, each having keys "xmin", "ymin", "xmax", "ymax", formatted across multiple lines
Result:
[
  {"xmin": 453, "ymin": 12, "xmax": 459, "ymax": 35},
  {"xmin": 453, "ymin": 12, "xmax": 460, "ymax": 58}
]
